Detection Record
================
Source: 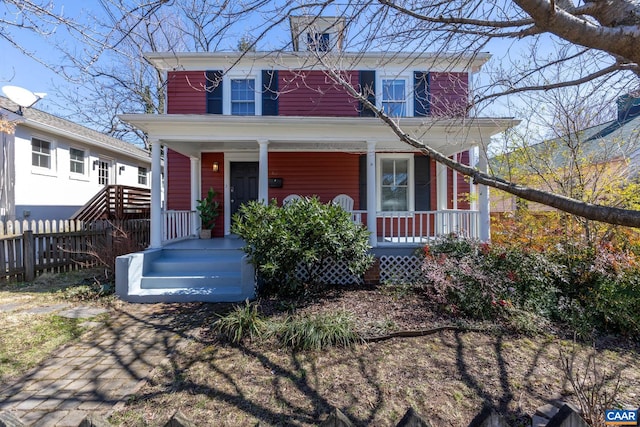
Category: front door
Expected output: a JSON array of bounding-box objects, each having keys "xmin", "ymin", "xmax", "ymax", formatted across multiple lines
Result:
[
  {"xmin": 230, "ymin": 162, "xmax": 259, "ymax": 216},
  {"xmin": 98, "ymin": 160, "xmax": 110, "ymax": 186}
]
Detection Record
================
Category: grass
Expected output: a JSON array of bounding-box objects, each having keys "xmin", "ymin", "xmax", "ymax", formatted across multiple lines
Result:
[
  {"xmin": 0, "ymin": 314, "xmax": 86, "ymax": 379},
  {"xmin": 0, "ymin": 268, "xmax": 112, "ymax": 381}
]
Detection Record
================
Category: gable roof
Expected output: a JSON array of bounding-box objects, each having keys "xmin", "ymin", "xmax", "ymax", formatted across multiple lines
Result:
[{"xmin": 0, "ymin": 96, "xmax": 150, "ymax": 162}]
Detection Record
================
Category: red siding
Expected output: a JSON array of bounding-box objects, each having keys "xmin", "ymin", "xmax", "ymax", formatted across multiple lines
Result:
[
  {"xmin": 278, "ymin": 71, "xmax": 360, "ymax": 117},
  {"xmin": 268, "ymin": 152, "xmax": 360, "ymax": 205},
  {"xmin": 167, "ymin": 71, "xmax": 207, "ymax": 114},
  {"xmin": 166, "ymin": 149, "xmax": 191, "ymax": 211},
  {"xmin": 429, "ymin": 72, "xmax": 468, "ymax": 117},
  {"xmin": 446, "ymin": 151, "xmax": 471, "ymax": 209},
  {"xmin": 201, "ymin": 153, "xmax": 225, "ymax": 237}
]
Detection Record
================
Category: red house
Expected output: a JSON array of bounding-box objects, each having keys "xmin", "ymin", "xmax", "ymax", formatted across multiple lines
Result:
[{"xmin": 116, "ymin": 16, "xmax": 516, "ymax": 302}]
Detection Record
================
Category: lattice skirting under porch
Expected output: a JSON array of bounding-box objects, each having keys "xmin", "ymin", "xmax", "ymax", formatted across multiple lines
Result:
[{"xmin": 295, "ymin": 255, "xmax": 423, "ymax": 286}]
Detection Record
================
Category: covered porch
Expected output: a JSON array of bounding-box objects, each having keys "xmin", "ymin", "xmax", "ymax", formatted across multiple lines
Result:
[{"xmin": 119, "ymin": 114, "xmax": 515, "ymax": 249}]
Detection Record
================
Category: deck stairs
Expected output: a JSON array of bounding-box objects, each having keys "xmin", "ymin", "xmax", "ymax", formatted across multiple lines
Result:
[{"xmin": 116, "ymin": 238, "xmax": 255, "ymax": 303}]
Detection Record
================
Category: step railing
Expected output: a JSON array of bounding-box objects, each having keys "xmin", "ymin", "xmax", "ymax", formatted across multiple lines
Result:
[{"xmin": 71, "ymin": 185, "xmax": 150, "ymax": 221}]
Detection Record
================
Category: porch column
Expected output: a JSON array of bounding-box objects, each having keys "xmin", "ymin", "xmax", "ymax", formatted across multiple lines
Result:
[
  {"xmin": 149, "ymin": 139, "xmax": 162, "ymax": 249},
  {"xmin": 478, "ymin": 149, "xmax": 491, "ymax": 241},
  {"xmin": 436, "ymin": 162, "xmax": 448, "ymax": 234},
  {"xmin": 190, "ymin": 156, "xmax": 199, "ymax": 236},
  {"xmin": 366, "ymin": 141, "xmax": 377, "ymax": 248},
  {"xmin": 258, "ymin": 139, "xmax": 269, "ymax": 205}
]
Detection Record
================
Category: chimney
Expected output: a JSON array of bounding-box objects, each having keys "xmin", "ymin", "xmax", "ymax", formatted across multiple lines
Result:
[
  {"xmin": 617, "ymin": 94, "xmax": 640, "ymax": 122},
  {"xmin": 289, "ymin": 16, "xmax": 346, "ymax": 52}
]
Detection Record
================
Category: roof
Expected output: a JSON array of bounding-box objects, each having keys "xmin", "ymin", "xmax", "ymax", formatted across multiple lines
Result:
[
  {"xmin": 144, "ymin": 51, "xmax": 492, "ymax": 73},
  {"xmin": 0, "ymin": 96, "xmax": 151, "ymax": 162},
  {"xmin": 491, "ymin": 114, "xmax": 640, "ymax": 173}
]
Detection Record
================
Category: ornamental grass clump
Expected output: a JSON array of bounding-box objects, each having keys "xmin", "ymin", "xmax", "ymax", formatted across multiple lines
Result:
[
  {"xmin": 274, "ymin": 311, "xmax": 361, "ymax": 351},
  {"xmin": 213, "ymin": 300, "xmax": 267, "ymax": 344}
]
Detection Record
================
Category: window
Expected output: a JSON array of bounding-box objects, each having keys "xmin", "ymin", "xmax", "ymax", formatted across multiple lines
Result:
[
  {"xmin": 138, "ymin": 167, "xmax": 147, "ymax": 185},
  {"xmin": 381, "ymin": 79, "xmax": 407, "ymax": 117},
  {"xmin": 69, "ymin": 148, "xmax": 85, "ymax": 174},
  {"xmin": 32, "ymin": 138, "xmax": 51, "ymax": 168},
  {"xmin": 380, "ymin": 158, "xmax": 411, "ymax": 211},
  {"xmin": 306, "ymin": 32, "xmax": 330, "ymax": 51},
  {"xmin": 231, "ymin": 79, "xmax": 255, "ymax": 115}
]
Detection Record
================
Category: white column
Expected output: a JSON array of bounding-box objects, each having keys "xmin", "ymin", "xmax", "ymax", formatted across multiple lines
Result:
[
  {"xmin": 258, "ymin": 140, "xmax": 269, "ymax": 204},
  {"xmin": 452, "ymin": 154, "xmax": 458, "ymax": 210},
  {"xmin": 366, "ymin": 141, "xmax": 377, "ymax": 248},
  {"xmin": 190, "ymin": 156, "xmax": 199, "ymax": 236},
  {"xmin": 149, "ymin": 139, "xmax": 162, "ymax": 249},
  {"xmin": 436, "ymin": 162, "xmax": 448, "ymax": 234},
  {"xmin": 478, "ymin": 149, "xmax": 491, "ymax": 241},
  {"xmin": 436, "ymin": 162, "xmax": 448, "ymax": 210}
]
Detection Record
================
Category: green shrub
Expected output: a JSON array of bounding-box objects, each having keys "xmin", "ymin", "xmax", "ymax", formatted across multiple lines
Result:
[
  {"xmin": 213, "ymin": 300, "xmax": 267, "ymax": 343},
  {"xmin": 421, "ymin": 236, "xmax": 563, "ymax": 323},
  {"xmin": 231, "ymin": 197, "xmax": 373, "ymax": 297},
  {"xmin": 420, "ymin": 236, "xmax": 640, "ymax": 337},
  {"xmin": 274, "ymin": 311, "xmax": 361, "ymax": 350}
]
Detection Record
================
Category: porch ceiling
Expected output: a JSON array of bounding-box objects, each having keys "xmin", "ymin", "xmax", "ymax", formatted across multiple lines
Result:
[{"xmin": 119, "ymin": 114, "xmax": 518, "ymax": 157}]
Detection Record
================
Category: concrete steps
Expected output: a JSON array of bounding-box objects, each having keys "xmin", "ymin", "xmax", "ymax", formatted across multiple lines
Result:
[{"xmin": 116, "ymin": 240, "xmax": 255, "ymax": 303}]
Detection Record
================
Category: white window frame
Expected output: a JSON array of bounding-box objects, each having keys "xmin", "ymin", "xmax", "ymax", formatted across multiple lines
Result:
[
  {"xmin": 377, "ymin": 153, "xmax": 414, "ymax": 212},
  {"xmin": 223, "ymin": 73, "xmax": 261, "ymax": 116},
  {"xmin": 68, "ymin": 147, "xmax": 89, "ymax": 181},
  {"xmin": 31, "ymin": 136, "xmax": 57, "ymax": 177},
  {"xmin": 376, "ymin": 73, "xmax": 413, "ymax": 118},
  {"xmin": 137, "ymin": 166, "xmax": 148, "ymax": 186}
]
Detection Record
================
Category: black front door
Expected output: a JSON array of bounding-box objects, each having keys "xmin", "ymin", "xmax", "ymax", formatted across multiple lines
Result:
[{"xmin": 230, "ymin": 162, "xmax": 259, "ymax": 216}]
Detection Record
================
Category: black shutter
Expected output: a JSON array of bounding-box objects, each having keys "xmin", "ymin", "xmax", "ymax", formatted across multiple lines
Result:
[
  {"xmin": 262, "ymin": 70, "xmax": 278, "ymax": 116},
  {"xmin": 206, "ymin": 70, "xmax": 223, "ymax": 114},
  {"xmin": 359, "ymin": 71, "xmax": 376, "ymax": 117},
  {"xmin": 414, "ymin": 154, "xmax": 431, "ymax": 210},
  {"xmin": 414, "ymin": 71, "xmax": 429, "ymax": 117},
  {"xmin": 359, "ymin": 154, "xmax": 367, "ymax": 209}
]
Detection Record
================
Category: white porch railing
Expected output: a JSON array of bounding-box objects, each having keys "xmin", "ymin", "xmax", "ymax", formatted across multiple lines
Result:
[
  {"xmin": 160, "ymin": 209, "xmax": 479, "ymax": 246},
  {"xmin": 162, "ymin": 210, "xmax": 197, "ymax": 243},
  {"xmin": 351, "ymin": 210, "xmax": 479, "ymax": 246}
]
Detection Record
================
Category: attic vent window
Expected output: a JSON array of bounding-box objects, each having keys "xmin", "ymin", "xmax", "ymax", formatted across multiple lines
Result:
[{"xmin": 306, "ymin": 32, "xmax": 330, "ymax": 52}]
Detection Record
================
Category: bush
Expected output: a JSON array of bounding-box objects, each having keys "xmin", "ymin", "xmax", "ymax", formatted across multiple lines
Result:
[
  {"xmin": 420, "ymin": 236, "xmax": 564, "ymax": 323},
  {"xmin": 274, "ymin": 311, "xmax": 361, "ymax": 350},
  {"xmin": 419, "ymin": 236, "xmax": 640, "ymax": 337},
  {"xmin": 231, "ymin": 197, "xmax": 373, "ymax": 297},
  {"xmin": 553, "ymin": 243, "xmax": 640, "ymax": 337}
]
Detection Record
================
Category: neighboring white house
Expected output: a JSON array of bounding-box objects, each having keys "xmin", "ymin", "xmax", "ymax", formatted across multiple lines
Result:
[{"xmin": 0, "ymin": 96, "xmax": 152, "ymax": 222}]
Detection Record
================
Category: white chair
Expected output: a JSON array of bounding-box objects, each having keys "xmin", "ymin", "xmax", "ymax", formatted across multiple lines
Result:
[
  {"xmin": 282, "ymin": 194, "xmax": 302, "ymax": 205},
  {"xmin": 332, "ymin": 194, "xmax": 354, "ymax": 212}
]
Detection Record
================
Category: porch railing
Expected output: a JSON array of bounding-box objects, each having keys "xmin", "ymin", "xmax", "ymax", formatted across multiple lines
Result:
[
  {"xmin": 352, "ymin": 209, "xmax": 479, "ymax": 245},
  {"xmin": 162, "ymin": 210, "xmax": 197, "ymax": 243},
  {"xmin": 159, "ymin": 209, "xmax": 479, "ymax": 246}
]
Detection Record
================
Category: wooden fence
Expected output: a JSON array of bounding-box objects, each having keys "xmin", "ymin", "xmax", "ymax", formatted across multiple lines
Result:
[
  {"xmin": 0, "ymin": 404, "xmax": 596, "ymax": 427},
  {"xmin": 0, "ymin": 219, "xmax": 149, "ymax": 283}
]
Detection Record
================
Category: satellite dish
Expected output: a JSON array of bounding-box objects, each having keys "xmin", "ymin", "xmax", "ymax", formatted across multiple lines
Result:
[{"xmin": 1, "ymin": 85, "xmax": 46, "ymax": 115}]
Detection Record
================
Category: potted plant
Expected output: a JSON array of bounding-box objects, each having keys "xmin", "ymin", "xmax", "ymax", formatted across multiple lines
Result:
[{"xmin": 196, "ymin": 187, "xmax": 220, "ymax": 239}]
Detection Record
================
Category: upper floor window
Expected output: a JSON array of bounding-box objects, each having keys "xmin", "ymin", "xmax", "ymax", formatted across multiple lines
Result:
[
  {"xmin": 381, "ymin": 79, "xmax": 407, "ymax": 117},
  {"xmin": 69, "ymin": 148, "xmax": 85, "ymax": 174},
  {"xmin": 231, "ymin": 79, "xmax": 255, "ymax": 116},
  {"xmin": 379, "ymin": 156, "xmax": 413, "ymax": 211},
  {"xmin": 32, "ymin": 138, "xmax": 51, "ymax": 169},
  {"xmin": 306, "ymin": 32, "xmax": 330, "ymax": 51},
  {"xmin": 138, "ymin": 167, "xmax": 148, "ymax": 185}
]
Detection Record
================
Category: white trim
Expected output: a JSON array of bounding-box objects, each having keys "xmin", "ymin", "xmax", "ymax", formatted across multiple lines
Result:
[
  {"xmin": 376, "ymin": 73, "xmax": 413, "ymax": 118},
  {"xmin": 224, "ymin": 152, "xmax": 260, "ymax": 235},
  {"xmin": 222, "ymin": 72, "xmax": 262, "ymax": 116},
  {"xmin": 376, "ymin": 153, "xmax": 414, "ymax": 212}
]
